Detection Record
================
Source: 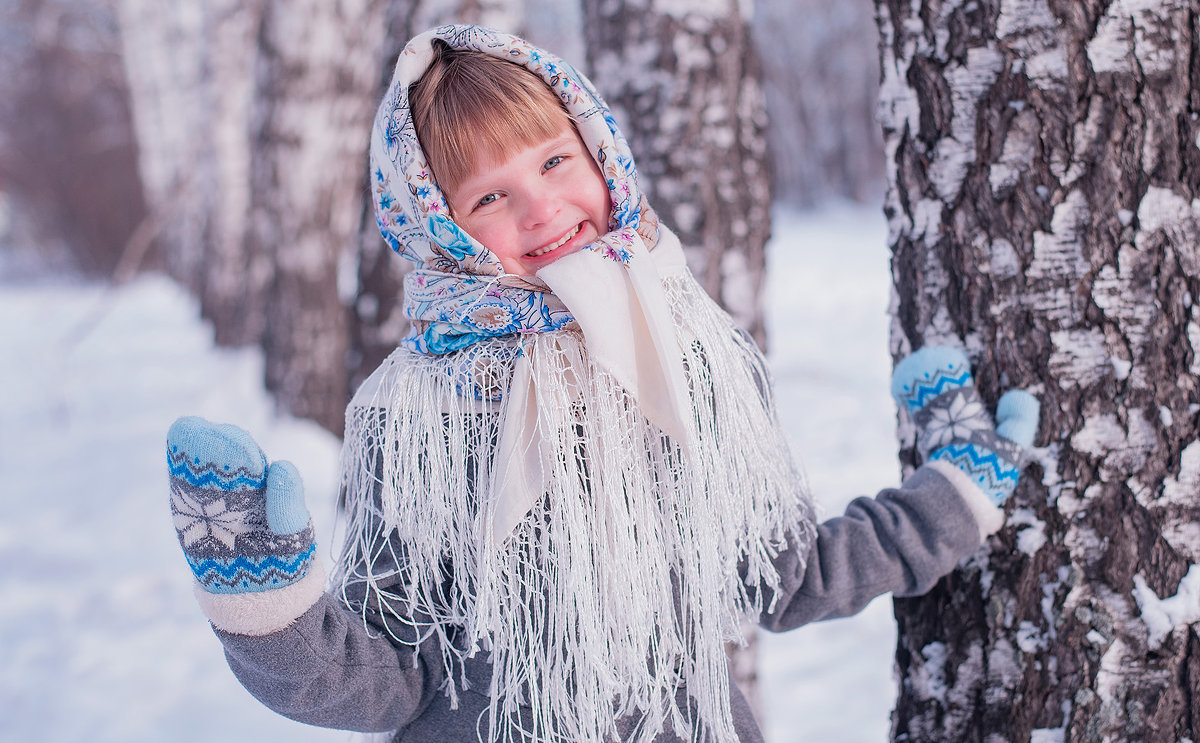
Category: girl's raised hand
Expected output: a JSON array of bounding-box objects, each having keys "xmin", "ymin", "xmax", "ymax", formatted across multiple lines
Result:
[
  {"xmin": 891, "ymin": 347, "xmax": 1040, "ymax": 506},
  {"xmin": 166, "ymin": 417, "xmax": 316, "ymax": 595}
]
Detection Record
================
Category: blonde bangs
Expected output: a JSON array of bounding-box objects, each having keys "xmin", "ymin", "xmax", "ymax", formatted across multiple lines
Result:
[{"xmin": 411, "ymin": 45, "xmax": 575, "ymax": 200}]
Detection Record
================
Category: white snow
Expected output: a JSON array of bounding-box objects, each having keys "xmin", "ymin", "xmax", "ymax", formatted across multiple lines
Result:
[
  {"xmin": 1068, "ymin": 413, "xmax": 1123, "ymax": 458},
  {"xmin": 916, "ymin": 641, "xmax": 950, "ymax": 700},
  {"xmin": 1016, "ymin": 621, "xmax": 1047, "ymax": 653},
  {"xmin": 759, "ymin": 203, "xmax": 900, "ymax": 743},
  {"xmin": 1007, "ymin": 508, "xmax": 1048, "ymax": 556},
  {"xmin": 1031, "ymin": 727, "xmax": 1065, "ymax": 743},
  {"xmin": 1133, "ymin": 565, "xmax": 1200, "ymax": 650},
  {"xmin": 0, "ymin": 202, "xmax": 898, "ymax": 742},
  {"xmin": 0, "ymin": 277, "xmax": 347, "ymax": 742}
]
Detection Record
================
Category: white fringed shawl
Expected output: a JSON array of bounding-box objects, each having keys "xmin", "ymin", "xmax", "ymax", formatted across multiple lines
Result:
[{"xmin": 335, "ymin": 266, "xmax": 815, "ymax": 743}]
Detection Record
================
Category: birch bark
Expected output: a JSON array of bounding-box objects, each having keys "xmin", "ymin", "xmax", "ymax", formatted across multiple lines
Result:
[
  {"xmin": 875, "ymin": 1, "xmax": 1200, "ymax": 739},
  {"xmin": 117, "ymin": 0, "xmax": 267, "ymax": 345},
  {"xmin": 252, "ymin": 0, "xmax": 385, "ymax": 434},
  {"xmin": 120, "ymin": 0, "xmax": 387, "ymax": 432}
]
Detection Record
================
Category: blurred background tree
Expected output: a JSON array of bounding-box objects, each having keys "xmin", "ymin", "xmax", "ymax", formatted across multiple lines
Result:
[{"xmin": 0, "ymin": 0, "xmax": 146, "ymax": 279}]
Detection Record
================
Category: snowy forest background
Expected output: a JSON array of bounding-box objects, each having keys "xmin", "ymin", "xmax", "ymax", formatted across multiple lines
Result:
[
  {"xmin": 6, "ymin": 0, "xmax": 1198, "ymax": 740},
  {"xmin": 0, "ymin": 0, "xmax": 899, "ymax": 740}
]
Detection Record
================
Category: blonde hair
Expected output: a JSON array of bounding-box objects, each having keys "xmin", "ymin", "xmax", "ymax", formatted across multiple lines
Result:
[{"xmin": 410, "ymin": 41, "xmax": 576, "ymax": 200}]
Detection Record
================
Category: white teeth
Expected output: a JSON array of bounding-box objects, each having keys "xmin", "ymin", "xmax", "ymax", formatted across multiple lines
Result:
[{"xmin": 529, "ymin": 225, "xmax": 579, "ymax": 257}]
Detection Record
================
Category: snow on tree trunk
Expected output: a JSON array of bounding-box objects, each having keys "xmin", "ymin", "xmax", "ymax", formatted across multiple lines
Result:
[
  {"xmin": 579, "ymin": 0, "xmax": 773, "ymax": 718},
  {"xmin": 875, "ymin": 0, "xmax": 1200, "ymax": 740},
  {"xmin": 253, "ymin": 0, "xmax": 385, "ymax": 434},
  {"xmin": 580, "ymin": 0, "xmax": 773, "ymax": 349}
]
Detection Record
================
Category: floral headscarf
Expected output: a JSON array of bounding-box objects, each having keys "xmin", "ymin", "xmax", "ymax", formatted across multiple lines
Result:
[{"xmin": 370, "ymin": 24, "xmax": 659, "ymax": 357}]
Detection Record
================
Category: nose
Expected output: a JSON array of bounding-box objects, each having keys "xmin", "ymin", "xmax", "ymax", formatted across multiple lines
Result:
[{"xmin": 520, "ymin": 186, "xmax": 560, "ymax": 230}]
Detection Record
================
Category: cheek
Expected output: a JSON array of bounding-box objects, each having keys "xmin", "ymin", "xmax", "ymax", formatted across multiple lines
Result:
[{"xmin": 460, "ymin": 219, "xmax": 518, "ymax": 262}]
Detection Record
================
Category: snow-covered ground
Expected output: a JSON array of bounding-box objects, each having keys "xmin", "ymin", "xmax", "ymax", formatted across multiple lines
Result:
[
  {"xmin": 759, "ymin": 204, "xmax": 899, "ymax": 743},
  {"xmin": 0, "ymin": 202, "xmax": 897, "ymax": 742}
]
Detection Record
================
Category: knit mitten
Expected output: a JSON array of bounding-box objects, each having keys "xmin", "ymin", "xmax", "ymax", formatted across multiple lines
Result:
[
  {"xmin": 891, "ymin": 347, "xmax": 1039, "ymax": 505},
  {"xmin": 167, "ymin": 416, "xmax": 315, "ymax": 595}
]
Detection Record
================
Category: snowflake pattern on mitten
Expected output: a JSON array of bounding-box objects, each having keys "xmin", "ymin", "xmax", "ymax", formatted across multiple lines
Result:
[
  {"xmin": 892, "ymin": 348, "xmax": 1038, "ymax": 505},
  {"xmin": 167, "ymin": 417, "xmax": 315, "ymax": 594}
]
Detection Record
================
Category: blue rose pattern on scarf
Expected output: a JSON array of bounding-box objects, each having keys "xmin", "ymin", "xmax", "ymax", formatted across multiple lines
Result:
[
  {"xmin": 425, "ymin": 215, "xmax": 478, "ymax": 260},
  {"xmin": 369, "ymin": 24, "xmax": 661, "ymax": 357}
]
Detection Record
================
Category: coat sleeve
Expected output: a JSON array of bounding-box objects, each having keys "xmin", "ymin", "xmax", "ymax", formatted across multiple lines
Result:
[
  {"xmin": 214, "ymin": 577, "xmax": 447, "ymax": 733},
  {"xmin": 204, "ymin": 411, "xmax": 459, "ymax": 734},
  {"xmin": 759, "ymin": 460, "xmax": 1005, "ymax": 632},
  {"xmin": 209, "ymin": 521, "xmax": 450, "ymax": 734}
]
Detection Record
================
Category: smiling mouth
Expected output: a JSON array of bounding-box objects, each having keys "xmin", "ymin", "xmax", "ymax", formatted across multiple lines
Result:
[{"xmin": 527, "ymin": 224, "xmax": 580, "ymax": 258}]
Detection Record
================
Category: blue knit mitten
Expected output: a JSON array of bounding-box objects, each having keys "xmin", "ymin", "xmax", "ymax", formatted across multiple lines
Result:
[
  {"xmin": 891, "ymin": 348, "xmax": 1039, "ymax": 505},
  {"xmin": 167, "ymin": 417, "xmax": 315, "ymax": 594}
]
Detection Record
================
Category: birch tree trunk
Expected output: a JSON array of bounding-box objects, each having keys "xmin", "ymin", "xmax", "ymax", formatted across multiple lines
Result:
[
  {"xmin": 579, "ymin": 0, "xmax": 773, "ymax": 718},
  {"xmin": 580, "ymin": 0, "xmax": 772, "ymax": 348},
  {"xmin": 875, "ymin": 1, "xmax": 1200, "ymax": 740},
  {"xmin": 118, "ymin": 0, "xmax": 267, "ymax": 345},
  {"xmin": 252, "ymin": 0, "xmax": 385, "ymax": 434}
]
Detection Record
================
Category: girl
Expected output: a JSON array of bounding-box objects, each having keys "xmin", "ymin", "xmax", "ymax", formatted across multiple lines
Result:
[{"xmin": 166, "ymin": 24, "xmax": 1038, "ymax": 743}]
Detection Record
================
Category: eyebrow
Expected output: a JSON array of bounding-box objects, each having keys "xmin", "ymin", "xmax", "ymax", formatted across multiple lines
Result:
[
  {"xmin": 543, "ymin": 132, "xmax": 576, "ymax": 148},
  {"xmin": 449, "ymin": 130, "xmax": 581, "ymax": 211}
]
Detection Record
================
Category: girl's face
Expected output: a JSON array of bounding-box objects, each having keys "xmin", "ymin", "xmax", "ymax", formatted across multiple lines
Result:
[{"xmin": 446, "ymin": 124, "xmax": 611, "ymax": 276}]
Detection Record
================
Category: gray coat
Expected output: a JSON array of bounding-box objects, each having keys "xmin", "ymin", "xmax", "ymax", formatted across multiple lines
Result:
[{"xmin": 216, "ymin": 463, "xmax": 997, "ymax": 742}]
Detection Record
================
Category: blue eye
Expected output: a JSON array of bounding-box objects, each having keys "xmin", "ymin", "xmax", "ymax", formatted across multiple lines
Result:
[
  {"xmin": 477, "ymin": 193, "xmax": 498, "ymax": 207},
  {"xmin": 543, "ymin": 156, "xmax": 564, "ymax": 171}
]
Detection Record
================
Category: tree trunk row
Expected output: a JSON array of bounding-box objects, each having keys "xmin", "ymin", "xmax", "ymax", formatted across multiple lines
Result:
[{"xmin": 117, "ymin": 0, "xmax": 387, "ymax": 432}]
